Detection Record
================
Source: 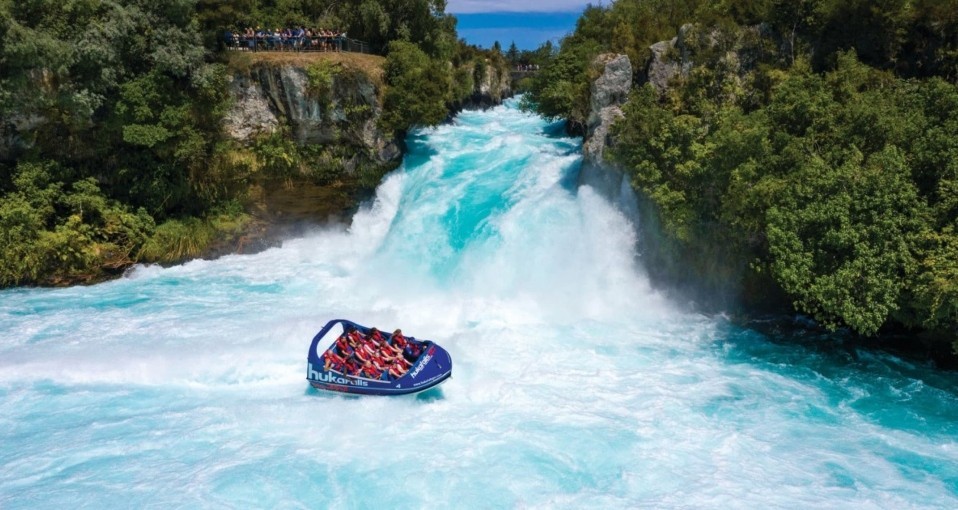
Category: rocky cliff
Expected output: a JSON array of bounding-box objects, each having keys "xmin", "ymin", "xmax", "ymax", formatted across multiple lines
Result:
[
  {"xmin": 471, "ymin": 60, "xmax": 513, "ymax": 108},
  {"xmin": 578, "ymin": 46, "xmax": 757, "ymax": 311},
  {"xmin": 223, "ymin": 53, "xmax": 514, "ymax": 173},
  {"xmin": 216, "ymin": 53, "xmax": 516, "ymax": 248},
  {"xmin": 581, "ymin": 54, "xmax": 632, "ymax": 166},
  {"xmin": 224, "ymin": 54, "xmax": 402, "ymax": 173},
  {"xmin": 452, "ymin": 59, "xmax": 514, "ymax": 111},
  {"xmin": 643, "ymin": 23, "xmax": 772, "ymax": 98},
  {"xmin": 581, "ymin": 23, "xmax": 776, "ymax": 212},
  {"xmin": 578, "ymin": 53, "xmax": 640, "ymax": 223}
]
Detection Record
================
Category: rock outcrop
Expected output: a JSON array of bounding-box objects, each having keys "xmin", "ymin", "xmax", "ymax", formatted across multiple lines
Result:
[
  {"xmin": 455, "ymin": 60, "xmax": 514, "ymax": 110},
  {"xmin": 578, "ymin": 54, "xmax": 638, "ymax": 217},
  {"xmin": 582, "ymin": 53, "xmax": 632, "ymax": 166},
  {"xmin": 580, "ymin": 26, "xmax": 780, "ymax": 311},
  {"xmin": 0, "ymin": 114, "xmax": 47, "ymax": 163},
  {"xmin": 475, "ymin": 60, "xmax": 512, "ymax": 106},
  {"xmin": 224, "ymin": 56, "xmax": 515, "ymax": 171},
  {"xmin": 645, "ymin": 24, "xmax": 694, "ymax": 94},
  {"xmin": 224, "ymin": 59, "xmax": 401, "ymax": 170},
  {"xmin": 643, "ymin": 23, "xmax": 772, "ymax": 97}
]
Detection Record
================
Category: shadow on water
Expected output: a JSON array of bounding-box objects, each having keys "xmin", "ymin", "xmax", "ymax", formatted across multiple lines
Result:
[
  {"xmin": 303, "ymin": 386, "xmax": 362, "ymax": 400},
  {"xmin": 302, "ymin": 384, "xmax": 445, "ymax": 402},
  {"xmin": 713, "ymin": 315, "xmax": 958, "ymax": 434},
  {"xmin": 541, "ymin": 119, "xmax": 568, "ymax": 139},
  {"xmin": 559, "ymin": 160, "xmax": 582, "ymax": 192},
  {"xmin": 413, "ymin": 386, "xmax": 445, "ymax": 402},
  {"xmin": 405, "ymin": 130, "xmax": 440, "ymax": 156}
]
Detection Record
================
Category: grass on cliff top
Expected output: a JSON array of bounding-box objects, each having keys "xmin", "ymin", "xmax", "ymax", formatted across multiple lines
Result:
[{"xmin": 227, "ymin": 51, "xmax": 385, "ymax": 84}]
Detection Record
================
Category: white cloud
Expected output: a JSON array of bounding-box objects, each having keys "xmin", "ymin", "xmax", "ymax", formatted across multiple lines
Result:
[{"xmin": 447, "ymin": 0, "xmax": 594, "ymax": 14}]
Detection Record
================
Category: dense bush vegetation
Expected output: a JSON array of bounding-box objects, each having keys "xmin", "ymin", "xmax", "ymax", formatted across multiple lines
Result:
[
  {"xmin": 0, "ymin": 0, "xmax": 232, "ymax": 285},
  {"xmin": 0, "ymin": 0, "xmax": 507, "ymax": 286},
  {"xmin": 529, "ymin": 0, "xmax": 958, "ymax": 348},
  {"xmin": 381, "ymin": 41, "xmax": 450, "ymax": 133}
]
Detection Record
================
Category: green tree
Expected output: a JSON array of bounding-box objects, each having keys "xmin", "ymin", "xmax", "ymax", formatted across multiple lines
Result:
[
  {"xmin": 766, "ymin": 147, "xmax": 926, "ymax": 335},
  {"xmin": 381, "ymin": 40, "xmax": 450, "ymax": 133},
  {"xmin": 506, "ymin": 41, "xmax": 519, "ymax": 64},
  {"xmin": 524, "ymin": 38, "xmax": 601, "ymax": 130}
]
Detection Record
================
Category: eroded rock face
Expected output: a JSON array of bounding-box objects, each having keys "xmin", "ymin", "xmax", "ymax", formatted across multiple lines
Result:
[
  {"xmin": 646, "ymin": 24, "xmax": 695, "ymax": 94},
  {"xmin": 577, "ymin": 53, "xmax": 642, "ymax": 226},
  {"xmin": 590, "ymin": 54, "xmax": 632, "ymax": 114},
  {"xmin": 0, "ymin": 113, "xmax": 47, "ymax": 162},
  {"xmin": 477, "ymin": 62, "xmax": 512, "ymax": 102},
  {"xmin": 223, "ymin": 61, "xmax": 400, "ymax": 167},
  {"xmin": 645, "ymin": 23, "xmax": 771, "ymax": 97},
  {"xmin": 457, "ymin": 60, "xmax": 514, "ymax": 110},
  {"xmin": 582, "ymin": 53, "xmax": 632, "ymax": 166},
  {"xmin": 223, "ymin": 72, "xmax": 280, "ymax": 141}
]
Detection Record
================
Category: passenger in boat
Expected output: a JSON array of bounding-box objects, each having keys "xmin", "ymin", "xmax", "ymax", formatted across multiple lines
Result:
[
  {"xmin": 384, "ymin": 329, "xmax": 406, "ymax": 355},
  {"xmin": 368, "ymin": 327, "xmax": 386, "ymax": 344},
  {"xmin": 375, "ymin": 351, "xmax": 395, "ymax": 374},
  {"xmin": 387, "ymin": 362, "xmax": 407, "ymax": 380},
  {"xmin": 386, "ymin": 345, "xmax": 401, "ymax": 356},
  {"xmin": 376, "ymin": 339, "xmax": 393, "ymax": 357},
  {"xmin": 335, "ymin": 334, "xmax": 353, "ymax": 355},
  {"xmin": 381, "ymin": 347, "xmax": 411, "ymax": 369},
  {"xmin": 354, "ymin": 342, "xmax": 373, "ymax": 363},
  {"xmin": 359, "ymin": 335, "xmax": 380, "ymax": 357},
  {"xmin": 347, "ymin": 328, "xmax": 364, "ymax": 345},
  {"xmin": 371, "ymin": 353, "xmax": 394, "ymax": 381},
  {"xmin": 323, "ymin": 349, "xmax": 346, "ymax": 372},
  {"xmin": 347, "ymin": 334, "xmax": 364, "ymax": 359},
  {"xmin": 403, "ymin": 340, "xmax": 424, "ymax": 362},
  {"xmin": 344, "ymin": 358, "xmax": 361, "ymax": 376},
  {"xmin": 361, "ymin": 360, "xmax": 385, "ymax": 380}
]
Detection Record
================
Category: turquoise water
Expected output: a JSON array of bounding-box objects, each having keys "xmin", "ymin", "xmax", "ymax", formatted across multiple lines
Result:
[{"xmin": 2, "ymin": 99, "xmax": 958, "ymax": 508}]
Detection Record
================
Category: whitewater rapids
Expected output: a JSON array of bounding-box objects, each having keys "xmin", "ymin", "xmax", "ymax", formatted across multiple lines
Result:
[{"xmin": 2, "ymin": 99, "xmax": 957, "ymax": 508}]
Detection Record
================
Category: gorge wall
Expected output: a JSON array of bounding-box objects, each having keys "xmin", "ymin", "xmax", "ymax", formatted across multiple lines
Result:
[
  {"xmin": 217, "ymin": 53, "xmax": 514, "ymax": 244},
  {"xmin": 578, "ymin": 53, "xmax": 640, "ymax": 221},
  {"xmin": 224, "ymin": 54, "xmax": 402, "ymax": 175},
  {"xmin": 456, "ymin": 60, "xmax": 513, "ymax": 111},
  {"xmin": 223, "ymin": 54, "xmax": 514, "ymax": 174},
  {"xmin": 578, "ymin": 34, "xmax": 770, "ymax": 312}
]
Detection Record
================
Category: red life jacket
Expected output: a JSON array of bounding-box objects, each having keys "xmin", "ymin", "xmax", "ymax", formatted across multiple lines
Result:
[
  {"xmin": 362, "ymin": 364, "xmax": 381, "ymax": 378},
  {"xmin": 355, "ymin": 347, "xmax": 371, "ymax": 362},
  {"xmin": 393, "ymin": 335, "xmax": 407, "ymax": 348},
  {"xmin": 371, "ymin": 354, "xmax": 388, "ymax": 370},
  {"xmin": 360, "ymin": 340, "xmax": 377, "ymax": 356},
  {"xmin": 345, "ymin": 360, "xmax": 361, "ymax": 375},
  {"xmin": 324, "ymin": 351, "xmax": 345, "ymax": 368}
]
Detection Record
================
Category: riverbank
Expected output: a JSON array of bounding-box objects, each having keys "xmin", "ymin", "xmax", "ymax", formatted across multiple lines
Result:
[{"xmin": 203, "ymin": 179, "xmax": 361, "ymax": 259}]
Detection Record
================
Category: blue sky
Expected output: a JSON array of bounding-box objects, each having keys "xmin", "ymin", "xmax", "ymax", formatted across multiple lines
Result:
[{"xmin": 447, "ymin": 0, "xmax": 593, "ymax": 50}]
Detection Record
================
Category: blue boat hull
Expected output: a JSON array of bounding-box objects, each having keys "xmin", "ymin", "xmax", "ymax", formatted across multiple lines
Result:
[{"xmin": 306, "ymin": 319, "xmax": 453, "ymax": 396}]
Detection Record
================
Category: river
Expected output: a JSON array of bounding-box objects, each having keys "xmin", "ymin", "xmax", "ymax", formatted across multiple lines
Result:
[{"xmin": 2, "ymin": 99, "xmax": 958, "ymax": 508}]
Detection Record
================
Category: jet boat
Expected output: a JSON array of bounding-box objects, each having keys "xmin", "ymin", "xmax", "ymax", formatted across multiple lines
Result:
[{"xmin": 306, "ymin": 319, "xmax": 452, "ymax": 395}]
